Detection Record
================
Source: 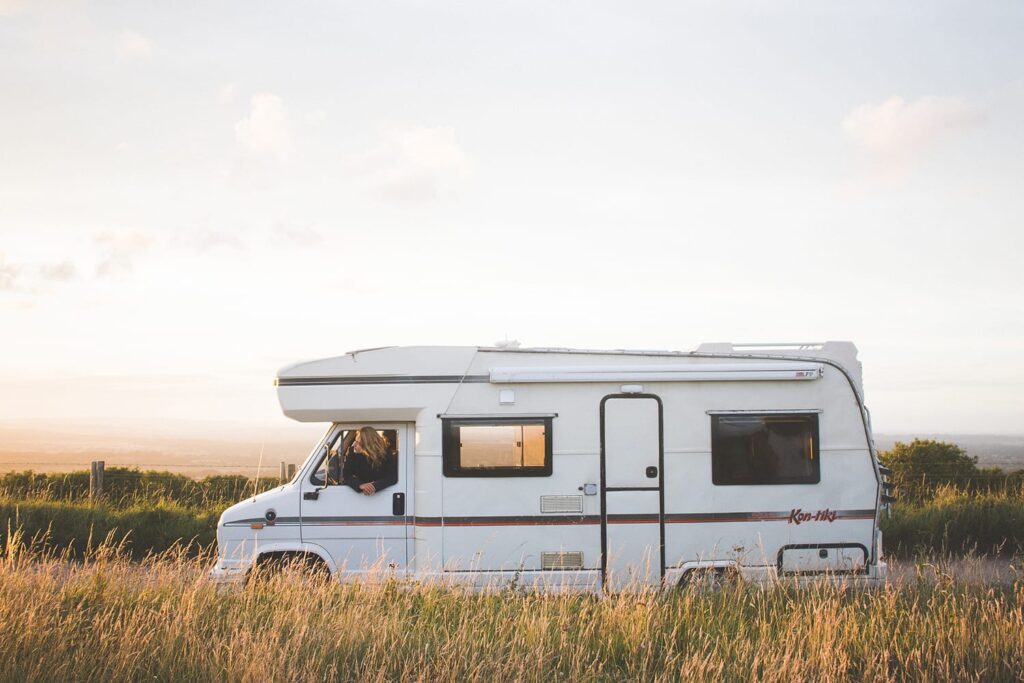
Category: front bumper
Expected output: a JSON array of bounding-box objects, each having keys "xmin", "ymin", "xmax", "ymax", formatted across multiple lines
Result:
[{"xmin": 208, "ymin": 561, "xmax": 248, "ymax": 585}]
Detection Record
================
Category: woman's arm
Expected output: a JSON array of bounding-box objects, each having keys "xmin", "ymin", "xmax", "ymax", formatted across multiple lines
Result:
[
  {"xmin": 370, "ymin": 452, "xmax": 399, "ymax": 493},
  {"xmin": 341, "ymin": 451, "xmax": 365, "ymax": 491}
]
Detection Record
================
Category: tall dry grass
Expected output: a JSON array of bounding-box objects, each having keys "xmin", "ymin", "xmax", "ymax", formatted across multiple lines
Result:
[
  {"xmin": 1, "ymin": 534, "xmax": 1022, "ymax": 682},
  {"xmin": 883, "ymin": 485, "xmax": 1024, "ymax": 556}
]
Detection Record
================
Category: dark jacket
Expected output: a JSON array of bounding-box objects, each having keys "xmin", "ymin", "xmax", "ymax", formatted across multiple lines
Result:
[{"xmin": 340, "ymin": 448, "xmax": 398, "ymax": 493}]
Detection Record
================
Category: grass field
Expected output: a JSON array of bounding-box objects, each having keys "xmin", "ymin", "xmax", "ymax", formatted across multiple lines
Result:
[
  {"xmin": 1, "ymin": 538, "xmax": 1022, "ymax": 682},
  {"xmin": 1, "ymin": 468, "xmax": 1024, "ymax": 680}
]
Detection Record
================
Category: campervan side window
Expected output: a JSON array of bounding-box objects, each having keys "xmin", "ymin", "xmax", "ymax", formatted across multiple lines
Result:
[
  {"xmin": 711, "ymin": 413, "xmax": 819, "ymax": 485},
  {"xmin": 442, "ymin": 417, "xmax": 553, "ymax": 477}
]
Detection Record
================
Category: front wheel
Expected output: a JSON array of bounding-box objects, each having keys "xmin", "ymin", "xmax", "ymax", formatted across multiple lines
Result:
[{"xmin": 245, "ymin": 552, "xmax": 332, "ymax": 586}]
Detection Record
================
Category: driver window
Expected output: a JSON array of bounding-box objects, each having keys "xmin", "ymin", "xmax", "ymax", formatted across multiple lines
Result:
[{"xmin": 310, "ymin": 428, "xmax": 399, "ymax": 492}]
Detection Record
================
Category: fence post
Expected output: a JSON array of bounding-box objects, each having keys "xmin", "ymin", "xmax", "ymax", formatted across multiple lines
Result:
[
  {"xmin": 279, "ymin": 461, "xmax": 288, "ymax": 482},
  {"xmin": 90, "ymin": 460, "xmax": 105, "ymax": 500},
  {"xmin": 287, "ymin": 464, "xmax": 296, "ymax": 479}
]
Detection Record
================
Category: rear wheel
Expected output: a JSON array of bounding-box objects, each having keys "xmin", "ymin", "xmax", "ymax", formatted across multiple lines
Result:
[{"xmin": 678, "ymin": 566, "xmax": 740, "ymax": 592}]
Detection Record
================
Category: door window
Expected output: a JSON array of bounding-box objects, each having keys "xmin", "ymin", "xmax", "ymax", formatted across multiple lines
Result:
[{"xmin": 310, "ymin": 428, "xmax": 400, "ymax": 492}]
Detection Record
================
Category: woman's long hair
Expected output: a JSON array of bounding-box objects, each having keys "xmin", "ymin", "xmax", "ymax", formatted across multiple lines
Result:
[{"xmin": 356, "ymin": 426, "xmax": 388, "ymax": 467}]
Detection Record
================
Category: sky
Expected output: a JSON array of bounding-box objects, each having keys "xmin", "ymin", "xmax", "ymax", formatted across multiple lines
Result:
[{"xmin": 1, "ymin": 1, "xmax": 1022, "ymax": 436}]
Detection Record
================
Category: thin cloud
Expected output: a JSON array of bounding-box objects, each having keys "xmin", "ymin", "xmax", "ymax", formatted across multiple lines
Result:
[
  {"xmin": 116, "ymin": 29, "xmax": 153, "ymax": 61},
  {"xmin": 38, "ymin": 260, "xmax": 77, "ymax": 282},
  {"xmin": 272, "ymin": 221, "xmax": 324, "ymax": 247},
  {"xmin": 843, "ymin": 95, "xmax": 982, "ymax": 186},
  {"xmin": 235, "ymin": 94, "xmax": 291, "ymax": 160},
  {"xmin": 175, "ymin": 229, "xmax": 247, "ymax": 252},
  {"xmin": 0, "ymin": 256, "xmax": 21, "ymax": 291},
  {"xmin": 306, "ymin": 108, "xmax": 327, "ymax": 126},
  {"xmin": 219, "ymin": 82, "xmax": 240, "ymax": 106},
  {"xmin": 94, "ymin": 232, "xmax": 152, "ymax": 277},
  {"xmin": 0, "ymin": 0, "xmax": 25, "ymax": 17},
  {"xmin": 353, "ymin": 125, "xmax": 472, "ymax": 205},
  {"xmin": 0, "ymin": 256, "xmax": 76, "ymax": 293}
]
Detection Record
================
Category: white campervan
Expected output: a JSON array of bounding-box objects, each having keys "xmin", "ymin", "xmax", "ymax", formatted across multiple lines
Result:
[{"xmin": 212, "ymin": 343, "xmax": 887, "ymax": 589}]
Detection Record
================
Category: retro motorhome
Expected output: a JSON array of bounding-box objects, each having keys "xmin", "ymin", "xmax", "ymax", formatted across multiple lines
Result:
[{"xmin": 212, "ymin": 343, "xmax": 887, "ymax": 589}]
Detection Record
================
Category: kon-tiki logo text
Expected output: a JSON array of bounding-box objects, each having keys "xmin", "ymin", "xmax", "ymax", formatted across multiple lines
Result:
[{"xmin": 788, "ymin": 508, "xmax": 838, "ymax": 525}]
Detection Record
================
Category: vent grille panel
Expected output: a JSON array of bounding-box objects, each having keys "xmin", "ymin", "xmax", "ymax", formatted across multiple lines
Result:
[
  {"xmin": 540, "ymin": 495, "xmax": 583, "ymax": 513},
  {"xmin": 541, "ymin": 551, "xmax": 584, "ymax": 570}
]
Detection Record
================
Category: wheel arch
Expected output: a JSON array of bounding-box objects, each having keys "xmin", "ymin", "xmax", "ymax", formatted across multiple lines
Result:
[{"xmin": 253, "ymin": 541, "xmax": 337, "ymax": 575}]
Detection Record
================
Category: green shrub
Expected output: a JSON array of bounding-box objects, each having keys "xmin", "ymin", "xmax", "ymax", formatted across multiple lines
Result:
[
  {"xmin": 880, "ymin": 439, "xmax": 1024, "ymax": 501},
  {"xmin": 881, "ymin": 487, "xmax": 1024, "ymax": 556},
  {"xmin": 0, "ymin": 468, "xmax": 278, "ymax": 508},
  {"xmin": 0, "ymin": 499, "xmax": 219, "ymax": 559}
]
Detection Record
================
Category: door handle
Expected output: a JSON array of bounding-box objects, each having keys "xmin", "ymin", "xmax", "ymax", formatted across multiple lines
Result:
[{"xmin": 392, "ymin": 492, "xmax": 405, "ymax": 516}]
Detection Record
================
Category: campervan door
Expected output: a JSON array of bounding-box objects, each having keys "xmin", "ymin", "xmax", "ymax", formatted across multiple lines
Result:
[
  {"xmin": 298, "ymin": 423, "xmax": 411, "ymax": 578},
  {"xmin": 601, "ymin": 394, "xmax": 664, "ymax": 590}
]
